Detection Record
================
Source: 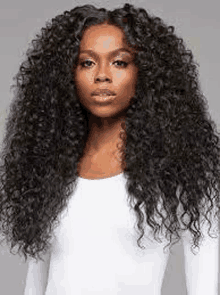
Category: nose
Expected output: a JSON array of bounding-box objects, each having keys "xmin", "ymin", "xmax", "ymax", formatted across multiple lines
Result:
[
  {"xmin": 95, "ymin": 63, "xmax": 111, "ymax": 82},
  {"xmin": 95, "ymin": 76, "xmax": 111, "ymax": 82}
]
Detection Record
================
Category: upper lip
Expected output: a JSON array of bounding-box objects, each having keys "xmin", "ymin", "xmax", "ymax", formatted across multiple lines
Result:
[{"xmin": 91, "ymin": 88, "xmax": 116, "ymax": 96}]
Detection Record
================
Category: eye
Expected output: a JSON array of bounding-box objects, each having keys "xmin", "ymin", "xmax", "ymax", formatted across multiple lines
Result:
[
  {"xmin": 114, "ymin": 60, "xmax": 128, "ymax": 67},
  {"xmin": 80, "ymin": 60, "xmax": 128, "ymax": 68},
  {"xmin": 80, "ymin": 60, "xmax": 93, "ymax": 67}
]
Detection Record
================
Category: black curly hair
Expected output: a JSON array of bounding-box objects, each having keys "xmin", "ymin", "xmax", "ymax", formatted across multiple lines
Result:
[{"xmin": 0, "ymin": 3, "xmax": 220, "ymax": 263}]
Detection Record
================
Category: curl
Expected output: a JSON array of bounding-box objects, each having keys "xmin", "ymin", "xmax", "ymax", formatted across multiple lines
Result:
[{"xmin": 0, "ymin": 3, "xmax": 219, "ymax": 263}]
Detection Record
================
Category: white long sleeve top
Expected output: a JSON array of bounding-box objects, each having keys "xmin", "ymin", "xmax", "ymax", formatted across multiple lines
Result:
[{"xmin": 24, "ymin": 172, "xmax": 219, "ymax": 295}]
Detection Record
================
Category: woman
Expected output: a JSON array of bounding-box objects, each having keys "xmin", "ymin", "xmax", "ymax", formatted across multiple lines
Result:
[{"xmin": 0, "ymin": 3, "xmax": 219, "ymax": 294}]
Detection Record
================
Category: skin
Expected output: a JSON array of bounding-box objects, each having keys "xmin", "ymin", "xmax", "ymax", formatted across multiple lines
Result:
[{"xmin": 74, "ymin": 22, "xmax": 138, "ymax": 176}]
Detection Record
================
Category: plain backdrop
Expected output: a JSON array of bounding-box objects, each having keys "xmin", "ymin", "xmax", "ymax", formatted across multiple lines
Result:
[{"xmin": 0, "ymin": 0, "xmax": 220, "ymax": 294}]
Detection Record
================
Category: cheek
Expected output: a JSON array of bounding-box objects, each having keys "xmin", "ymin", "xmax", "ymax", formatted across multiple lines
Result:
[
  {"xmin": 117, "ymin": 70, "xmax": 137, "ymax": 85},
  {"xmin": 128, "ymin": 72, "xmax": 138, "ymax": 93},
  {"xmin": 119, "ymin": 74, "xmax": 137, "ymax": 96},
  {"xmin": 75, "ymin": 73, "xmax": 92, "ymax": 91}
]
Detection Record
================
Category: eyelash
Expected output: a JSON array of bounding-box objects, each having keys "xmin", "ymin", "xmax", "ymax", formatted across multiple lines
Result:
[{"xmin": 80, "ymin": 60, "xmax": 128, "ymax": 68}]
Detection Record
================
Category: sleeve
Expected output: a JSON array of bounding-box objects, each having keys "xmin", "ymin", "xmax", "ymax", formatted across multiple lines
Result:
[
  {"xmin": 181, "ymin": 205, "xmax": 219, "ymax": 295},
  {"xmin": 24, "ymin": 250, "xmax": 51, "ymax": 295}
]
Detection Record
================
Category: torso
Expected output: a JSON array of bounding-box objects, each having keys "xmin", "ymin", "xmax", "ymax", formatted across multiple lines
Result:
[
  {"xmin": 76, "ymin": 146, "xmax": 170, "ymax": 294},
  {"xmin": 49, "ymin": 157, "xmax": 171, "ymax": 295}
]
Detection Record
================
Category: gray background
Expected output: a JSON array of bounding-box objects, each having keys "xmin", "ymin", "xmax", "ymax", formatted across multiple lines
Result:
[{"xmin": 0, "ymin": 0, "xmax": 219, "ymax": 294}]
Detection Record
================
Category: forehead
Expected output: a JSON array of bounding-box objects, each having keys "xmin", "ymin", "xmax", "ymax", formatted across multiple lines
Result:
[{"xmin": 79, "ymin": 24, "xmax": 136, "ymax": 55}]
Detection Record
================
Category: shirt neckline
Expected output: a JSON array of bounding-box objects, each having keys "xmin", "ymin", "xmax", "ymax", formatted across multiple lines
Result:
[{"xmin": 78, "ymin": 171, "xmax": 124, "ymax": 181}]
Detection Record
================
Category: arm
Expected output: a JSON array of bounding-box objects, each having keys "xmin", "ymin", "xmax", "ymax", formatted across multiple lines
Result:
[
  {"xmin": 181, "ymin": 209, "xmax": 219, "ymax": 295},
  {"xmin": 24, "ymin": 250, "xmax": 51, "ymax": 295}
]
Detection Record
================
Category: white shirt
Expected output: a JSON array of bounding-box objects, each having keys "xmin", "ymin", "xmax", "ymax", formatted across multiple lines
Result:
[{"xmin": 45, "ymin": 172, "xmax": 171, "ymax": 295}]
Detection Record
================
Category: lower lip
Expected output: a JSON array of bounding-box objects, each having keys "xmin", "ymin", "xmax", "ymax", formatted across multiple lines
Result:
[{"xmin": 92, "ymin": 95, "xmax": 116, "ymax": 104}]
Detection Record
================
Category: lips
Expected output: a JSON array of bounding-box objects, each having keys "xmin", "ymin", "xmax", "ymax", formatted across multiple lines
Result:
[{"xmin": 91, "ymin": 88, "xmax": 116, "ymax": 96}]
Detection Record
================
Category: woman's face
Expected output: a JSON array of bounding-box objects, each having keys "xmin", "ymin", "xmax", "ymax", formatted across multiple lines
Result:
[{"xmin": 74, "ymin": 23, "xmax": 138, "ymax": 119}]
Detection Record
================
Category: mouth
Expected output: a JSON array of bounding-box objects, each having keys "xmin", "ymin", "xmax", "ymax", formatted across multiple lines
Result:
[
  {"xmin": 91, "ymin": 89, "xmax": 116, "ymax": 96},
  {"xmin": 92, "ymin": 94, "xmax": 116, "ymax": 104}
]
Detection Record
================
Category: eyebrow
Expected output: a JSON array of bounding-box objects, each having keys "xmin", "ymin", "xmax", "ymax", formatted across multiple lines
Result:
[{"xmin": 79, "ymin": 48, "xmax": 133, "ymax": 58}]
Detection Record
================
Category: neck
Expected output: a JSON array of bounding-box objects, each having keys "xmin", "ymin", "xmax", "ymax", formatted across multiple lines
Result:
[{"xmin": 86, "ymin": 113, "xmax": 126, "ymax": 155}]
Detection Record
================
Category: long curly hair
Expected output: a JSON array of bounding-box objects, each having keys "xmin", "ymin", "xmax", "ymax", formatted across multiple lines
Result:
[{"xmin": 0, "ymin": 3, "xmax": 220, "ymax": 263}]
